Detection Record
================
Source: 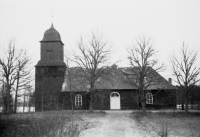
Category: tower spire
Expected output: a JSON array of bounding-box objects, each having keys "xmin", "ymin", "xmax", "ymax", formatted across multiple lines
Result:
[{"xmin": 51, "ymin": 10, "xmax": 54, "ymax": 24}]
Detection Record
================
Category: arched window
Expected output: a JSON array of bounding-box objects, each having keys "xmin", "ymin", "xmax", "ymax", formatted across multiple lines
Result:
[
  {"xmin": 110, "ymin": 92, "xmax": 120, "ymax": 97},
  {"xmin": 146, "ymin": 93, "xmax": 153, "ymax": 104},
  {"xmin": 75, "ymin": 94, "xmax": 82, "ymax": 106}
]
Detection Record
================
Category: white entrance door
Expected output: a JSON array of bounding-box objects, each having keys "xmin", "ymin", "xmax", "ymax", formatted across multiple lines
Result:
[{"xmin": 110, "ymin": 92, "xmax": 120, "ymax": 109}]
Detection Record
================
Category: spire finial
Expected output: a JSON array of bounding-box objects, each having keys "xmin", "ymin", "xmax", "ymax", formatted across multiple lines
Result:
[
  {"xmin": 51, "ymin": 11, "xmax": 54, "ymax": 28},
  {"xmin": 51, "ymin": 23, "xmax": 54, "ymax": 28},
  {"xmin": 51, "ymin": 11, "xmax": 53, "ymax": 22}
]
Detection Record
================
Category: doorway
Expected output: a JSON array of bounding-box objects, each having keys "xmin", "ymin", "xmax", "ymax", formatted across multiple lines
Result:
[{"xmin": 110, "ymin": 92, "xmax": 121, "ymax": 110}]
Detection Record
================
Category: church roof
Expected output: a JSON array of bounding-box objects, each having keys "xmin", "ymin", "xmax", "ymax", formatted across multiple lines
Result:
[
  {"xmin": 120, "ymin": 67, "xmax": 175, "ymax": 90},
  {"xmin": 62, "ymin": 66, "xmax": 175, "ymax": 92},
  {"xmin": 40, "ymin": 23, "xmax": 63, "ymax": 44}
]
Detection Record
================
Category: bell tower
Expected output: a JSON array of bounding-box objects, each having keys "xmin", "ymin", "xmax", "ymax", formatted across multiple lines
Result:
[{"xmin": 35, "ymin": 24, "xmax": 66, "ymax": 111}]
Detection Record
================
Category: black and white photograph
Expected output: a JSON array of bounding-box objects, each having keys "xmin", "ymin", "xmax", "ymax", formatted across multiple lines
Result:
[{"xmin": 0, "ymin": 0, "xmax": 200, "ymax": 137}]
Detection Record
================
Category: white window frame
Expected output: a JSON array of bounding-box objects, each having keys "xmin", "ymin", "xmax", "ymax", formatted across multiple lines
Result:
[
  {"xmin": 110, "ymin": 92, "xmax": 120, "ymax": 98},
  {"xmin": 75, "ymin": 94, "xmax": 82, "ymax": 106},
  {"xmin": 146, "ymin": 93, "xmax": 153, "ymax": 104}
]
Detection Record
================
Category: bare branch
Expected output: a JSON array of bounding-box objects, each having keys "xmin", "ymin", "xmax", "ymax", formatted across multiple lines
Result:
[
  {"xmin": 171, "ymin": 44, "xmax": 200, "ymax": 86},
  {"xmin": 65, "ymin": 32, "xmax": 112, "ymax": 111},
  {"xmin": 126, "ymin": 36, "xmax": 165, "ymax": 114},
  {"xmin": 171, "ymin": 43, "xmax": 200, "ymax": 114},
  {"xmin": 0, "ymin": 38, "xmax": 32, "ymax": 114}
]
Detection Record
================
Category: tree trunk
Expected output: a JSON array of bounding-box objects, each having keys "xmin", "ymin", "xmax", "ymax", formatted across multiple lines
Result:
[
  {"xmin": 6, "ymin": 92, "xmax": 11, "ymax": 114},
  {"xmin": 141, "ymin": 89, "xmax": 146, "ymax": 115},
  {"xmin": 181, "ymin": 103, "xmax": 184, "ymax": 110},
  {"xmin": 89, "ymin": 101, "xmax": 93, "ymax": 112},
  {"xmin": 191, "ymin": 90, "xmax": 194, "ymax": 109},
  {"xmin": 1, "ymin": 85, "xmax": 5, "ymax": 113},
  {"xmin": 89, "ymin": 91, "xmax": 93, "ymax": 112},
  {"xmin": 137, "ymin": 91, "xmax": 140, "ymax": 109},
  {"xmin": 14, "ymin": 91, "xmax": 18, "ymax": 113},
  {"xmin": 184, "ymin": 86, "xmax": 189, "ymax": 116},
  {"xmin": 14, "ymin": 72, "xmax": 20, "ymax": 113},
  {"xmin": 70, "ymin": 92, "xmax": 74, "ymax": 112},
  {"xmin": 185, "ymin": 93, "xmax": 189, "ymax": 116},
  {"xmin": 141, "ymin": 101, "xmax": 146, "ymax": 115},
  {"xmin": 28, "ymin": 95, "xmax": 31, "ymax": 112},
  {"xmin": 23, "ymin": 94, "xmax": 25, "ymax": 113},
  {"xmin": 181, "ymin": 90, "xmax": 185, "ymax": 110},
  {"xmin": 6, "ymin": 85, "xmax": 11, "ymax": 114},
  {"xmin": 100, "ymin": 93, "xmax": 104, "ymax": 112}
]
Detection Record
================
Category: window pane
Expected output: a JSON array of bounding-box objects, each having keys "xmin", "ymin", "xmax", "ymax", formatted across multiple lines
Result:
[
  {"xmin": 146, "ymin": 93, "xmax": 153, "ymax": 104},
  {"xmin": 75, "ymin": 94, "xmax": 82, "ymax": 106}
]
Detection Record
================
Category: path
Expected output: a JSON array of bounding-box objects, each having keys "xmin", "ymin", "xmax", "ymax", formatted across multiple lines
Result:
[{"xmin": 79, "ymin": 111, "xmax": 152, "ymax": 137}]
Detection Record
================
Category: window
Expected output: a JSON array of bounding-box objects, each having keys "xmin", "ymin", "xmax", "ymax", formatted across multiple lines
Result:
[
  {"xmin": 110, "ymin": 92, "xmax": 120, "ymax": 97},
  {"xmin": 75, "ymin": 94, "xmax": 82, "ymax": 106},
  {"xmin": 146, "ymin": 93, "xmax": 153, "ymax": 104}
]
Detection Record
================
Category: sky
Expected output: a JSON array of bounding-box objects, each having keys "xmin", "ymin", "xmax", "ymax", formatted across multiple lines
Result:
[{"xmin": 0, "ymin": 0, "xmax": 200, "ymax": 84}]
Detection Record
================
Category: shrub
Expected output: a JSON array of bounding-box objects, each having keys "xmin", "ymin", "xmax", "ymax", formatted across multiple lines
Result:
[{"xmin": 0, "ymin": 112, "xmax": 86, "ymax": 137}]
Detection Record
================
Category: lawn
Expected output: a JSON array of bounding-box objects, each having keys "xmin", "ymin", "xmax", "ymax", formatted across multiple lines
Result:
[
  {"xmin": 2, "ymin": 110, "xmax": 199, "ymax": 137},
  {"xmin": 0, "ymin": 111, "xmax": 105, "ymax": 137},
  {"xmin": 131, "ymin": 111, "xmax": 200, "ymax": 137}
]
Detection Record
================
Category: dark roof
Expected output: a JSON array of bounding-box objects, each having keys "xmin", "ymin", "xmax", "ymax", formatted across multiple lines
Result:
[
  {"xmin": 40, "ymin": 23, "xmax": 63, "ymax": 45},
  {"xmin": 62, "ymin": 66, "xmax": 175, "ymax": 92},
  {"xmin": 95, "ymin": 67, "xmax": 135, "ymax": 90},
  {"xmin": 121, "ymin": 67, "xmax": 175, "ymax": 90},
  {"xmin": 62, "ymin": 67, "xmax": 90, "ymax": 92}
]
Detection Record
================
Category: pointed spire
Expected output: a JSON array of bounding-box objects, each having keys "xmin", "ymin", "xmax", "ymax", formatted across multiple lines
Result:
[
  {"xmin": 51, "ymin": 10, "xmax": 54, "ymax": 25},
  {"xmin": 51, "ymin": 23, "xmax": 54, "ymax": 29}
]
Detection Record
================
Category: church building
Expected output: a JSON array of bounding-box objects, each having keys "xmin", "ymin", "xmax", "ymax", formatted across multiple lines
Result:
[{"xmin": 35, "ymin": 24, "xmax": 176, "ymax": 111}]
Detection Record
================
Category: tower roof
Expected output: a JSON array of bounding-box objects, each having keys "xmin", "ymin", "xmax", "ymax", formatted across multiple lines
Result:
[{"xmin": 40, "ymin": 23, "xmax": 63, "ymax": 44}]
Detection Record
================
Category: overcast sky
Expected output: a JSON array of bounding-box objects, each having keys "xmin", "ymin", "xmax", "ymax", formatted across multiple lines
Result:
[{"xmin": 0, "ymin": 0, "xmax": 200, "ymax": 82}]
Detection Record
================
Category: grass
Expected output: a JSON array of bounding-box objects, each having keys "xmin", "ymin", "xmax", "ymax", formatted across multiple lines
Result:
[
  {"xmin": 0, "ymin": 111, "xmax": 100, "ymax": 137},
  {"xmin": 131, "ymin": 111, "xmax": 200, "ymax": 137}
]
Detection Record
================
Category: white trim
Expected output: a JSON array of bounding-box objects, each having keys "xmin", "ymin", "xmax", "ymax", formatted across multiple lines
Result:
[
  {"xmin": 146, "ymin": 93, "xmax": 153, "ymax": 104},
  {"xmin": 110, "ymin": 92, "xmax": 120, "ymax": 98},
  {"xmin": 75, "ymin": 94, "xmax": 82, "ymax": 106},
  {"xmin": 110, "ymin": 92, "xmax": 121, "ymax": 109}
]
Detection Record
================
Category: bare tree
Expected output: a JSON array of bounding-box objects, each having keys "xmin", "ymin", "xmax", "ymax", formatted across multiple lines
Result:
[
  {"xmin": 14, "ymin": 51, "xmax": 32, "ymax": 113},
  {"xmin": 126, "ymin": 36, "xmax": 164, "ymax": 114},
  {"xmin": 28, "ymin": 90, "xmax": 34, "ymax": 112},
  {"xmin": 0, "ymin": 38, "xmax": 32, "ymax": 114},
  {"xmin": 0, "ymin": 39, "xmax": 18, "ymax": 114},
  {"xmin": 72, "ymin": 32, "xmax": 112, "ymax": 111},
  {"xmin": 64, "ymin": 57, "xmax": 74, "ymax": 111},
  {"xmin": 94, "ymin": 89, "xmax": 110, "ymax": 112},
  {"xmin": 0, "ymin": 83, "xmax": 5, "ymax": 109},
  {"xmin": 22, "ymin": 85, "xmax": 32, "ymax": 113},
  {"xmin": 171, "ymin": 43, "xmax": 200, "ymax": 115}
]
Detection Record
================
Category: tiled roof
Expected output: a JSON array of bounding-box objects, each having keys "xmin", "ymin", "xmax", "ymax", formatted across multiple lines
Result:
[
  {"xmin": 121, "ymin": 67, "xmax": 175, "ymax": 90},
  {"xmin": 62, "ymin": 66, "xmax": 175, "ymax": 91},
  {"xmin": 95, "ymin": 67, "xmax": 136, "ymax": 89},
  {"xmin": 62, "ymin": 67, "xmax": 90, "ymax": 92}
]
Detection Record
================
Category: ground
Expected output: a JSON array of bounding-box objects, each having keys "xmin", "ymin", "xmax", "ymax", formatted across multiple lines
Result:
[
  {"xmin": 79, "ymin": 110, "xmax": 200, "ymax": 137},
  {"xmin": 80, "ymin": 111, "xmax": 151, "ymax": 137},
  {"xmin": 1, "ymin": 110, "xmax": 200, "ymax": 137},
  {"xmin": 131, "ymin": 111, "xmax": 200, "ymax": 137}
]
